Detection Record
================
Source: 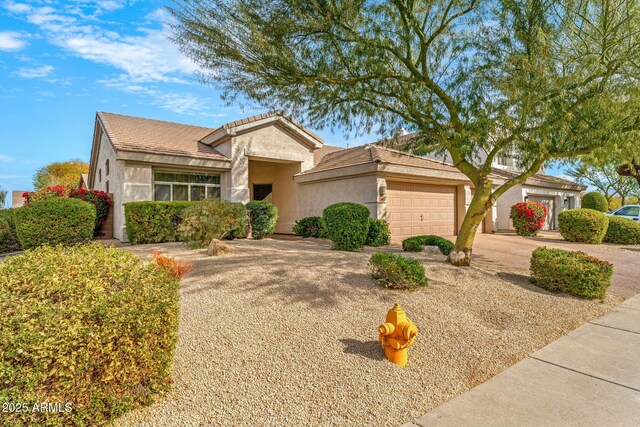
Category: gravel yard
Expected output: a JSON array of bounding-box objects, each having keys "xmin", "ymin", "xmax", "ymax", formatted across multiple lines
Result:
[{"xmin": 114, "ymin": 238, "xmax": 622, "ymax": 427}]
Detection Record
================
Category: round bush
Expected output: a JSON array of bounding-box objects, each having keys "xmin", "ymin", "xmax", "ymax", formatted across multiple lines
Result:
[
  {"xmin": 292, "ymin": 216, "xmax": 327, "ymax": 238},
  {"xmin": 246, "ymin": 200, "xmax": 278, "ymax": 239},
  {"xmin": 0, "ymin": 209, "xmax": 21, "ymax": 253},
  {"xmin": 15, "ymin": 197, "xmax": 96, "ymax": 249},
  {"xmin": 366, "ymin": 219, "xmax": 391, "ymax": 246},
  {"xmin": 581, "ymin": 192, "xmax": 609, "ymax": 212},
  {"xmin": 178, "ymin": 199, "xmax": 248, "ymax": 248},
  {"xmin": 0, "ymin": 243, "xmax": 180, "ymax": 426},
  {"xmin": 369, "ymin": 252, "xmax": 428, "ymax": 289},
  {"xmin": 558, "ymin": 208, "xmax": 609, "ymax": 244},
  {"xmin": 604, "ymin": 216, "xmax": 640, "ymax": 244},
  {"xmin": 322, "ymin": 202, "xmax": 371, "ymax": 251},
  {"xmin": 509, "ymin": 201, "xmax": 547, "ymax": 236}
]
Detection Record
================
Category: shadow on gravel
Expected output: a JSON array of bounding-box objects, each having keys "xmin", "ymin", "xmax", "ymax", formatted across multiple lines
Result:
[
  {"xmin": 339, "ymin": 338, "xmax": 385, "ymax": 361},
  {"xmin": 496, "ymin": 271, "xmax": 577, "ymax": 299}
]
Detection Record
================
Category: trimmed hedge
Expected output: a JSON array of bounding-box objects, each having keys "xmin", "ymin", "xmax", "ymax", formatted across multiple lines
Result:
[
  {"xmin": 510, "ymin": 201, "xmax": 547, "ymax": 236},
  {"xmin": 581, "ymin": 192, "xmax": 609, "ymax": 212},
  {"xmin": 558, "ymin": 209, "xmax": 608, "ymax": 244},
  {"xmin": 292, "ymin": 216, "xmax": 328, "ymax": 238},
  {"xmin": 15, "ymin": 198, "xmax": 96, "ymax": 249},
  {"xmin": 0, "ymin": 243, "xmax": 181, "ymax": 426},
  {"xmin": 124, "ymin": 201, "xmax": 196, "ymax": 244},
  {"xmin": 366, "ymin": 219, "xmax": 391, "ymax": 247},
  {"xmin": 246, "ymin": 200, "xmax": 278, "ymax": 239},
  {"xmin": 604, "ymin": 216, "xmax": 640, "ymax": 244},
  {"xmin": 323, "ymin": 202, "xmax": 371, "ymax": 251},
  {"xmin": 402, "ymin": 235, "xmax": 455, "ymax": 255},
  {"xmin": 530, "ymin": 247, "xmax": 613, "ymax": 299},
  {"xmin": 178, "ymin": 199, "xmax": 248, "ymax": 248},
  {"xmin": 369, "ymin": 252, "xmax": 428, "ymax": 290},
  {"xmin": 0, "ymin": 209, "xmax": 21, "ymax": 253}
]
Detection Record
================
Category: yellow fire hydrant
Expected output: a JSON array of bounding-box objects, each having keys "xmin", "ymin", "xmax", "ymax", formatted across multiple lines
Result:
[{"xmin": 378, "ymin": 303, "xmax": 418, "ymax": 366}]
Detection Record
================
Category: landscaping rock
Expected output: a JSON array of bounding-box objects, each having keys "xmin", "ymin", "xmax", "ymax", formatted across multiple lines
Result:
[
  {"xmin": 206, "ymin": 239, "xmax": 233, "ymax": 256},
  {"xmin": 422, "ymin": 245, "xmax": 442, "ymax": 255}
]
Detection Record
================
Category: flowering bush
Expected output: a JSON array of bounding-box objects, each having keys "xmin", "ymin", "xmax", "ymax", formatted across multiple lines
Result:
[
  {"xmin": 510, "ymin": 201, "xmax": 547, "ymax": 236},
  {"xmin": 530, "ymin": 247, "xmax": 613, "ymax": 299},
  {"xmin": 152, "ymin": 250, "xmax": 193, "ymax": 279},
  {"xmin": 69, "ymin": 188, "xmax": 113, "ymax": 234},
  {"xmin": 23, "ymin": 186, "xmax": 112, "ymax": 235}
]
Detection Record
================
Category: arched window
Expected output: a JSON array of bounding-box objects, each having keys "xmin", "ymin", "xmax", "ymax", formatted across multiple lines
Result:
[
  {"xmin": 106, "ymin": 159, "xmax": 110, "ymax": 176},
  {"xmin": 99, "ymin": 169, "xmax": 102, "ymax": 183}
]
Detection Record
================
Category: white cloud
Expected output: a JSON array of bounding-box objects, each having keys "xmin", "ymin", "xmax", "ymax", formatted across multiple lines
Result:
[
  {"xmin": 16, "ymin": 65, "xmax": 54, "ymax": 78},
  {"xmin": 0, "ymin": 154, "xmax": 14, "ymax": 162},
  {"xmin": 0, "ymin": 31, "xmax": 27, "ymax": 51}
]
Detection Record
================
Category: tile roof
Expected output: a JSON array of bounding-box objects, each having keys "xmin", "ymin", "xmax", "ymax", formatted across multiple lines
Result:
[
  {"xmin": 302, "ymin": 144, "xmax": 469, "ymax": 176},
  {"xmin": 97, "ymin": 112, "xmax": 228, "ymax": 161},
  {"xmin": 313, "ymin": 145, "xmax": 344, "ymax": 165},
  {"xmin": 490, "ymin": 168, "xmax": 587, "ymax": 191},
  {"xmin": 216, "ymin": 111, "xmax": 324, "ymax": 144}
]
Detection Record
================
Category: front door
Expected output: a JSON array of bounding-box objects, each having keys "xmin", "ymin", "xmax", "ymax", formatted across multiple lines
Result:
[{"xmin": 528, "ymin": 196, "xmax": 555, "ymax": 230}]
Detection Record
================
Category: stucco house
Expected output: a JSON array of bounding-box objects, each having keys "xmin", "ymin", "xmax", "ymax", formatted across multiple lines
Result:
[{"xmin": 88, "ymin": 111, "xmax": 585, "ymax": 242}]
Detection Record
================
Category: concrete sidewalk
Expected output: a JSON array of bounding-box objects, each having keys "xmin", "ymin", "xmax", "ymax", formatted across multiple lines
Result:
[{"xmin": 403, "ymin": 295, "xmax": 640, "ymax": 427}]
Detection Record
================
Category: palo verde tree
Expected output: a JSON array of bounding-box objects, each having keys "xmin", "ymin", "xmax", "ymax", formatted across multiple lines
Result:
[
  {"xmin": 567, "ymin": 162, "xmax": 637, "ymax": 206},
  {"xmin": 171, "ymin": 0, "xmax": 640, "ymax": 265}
]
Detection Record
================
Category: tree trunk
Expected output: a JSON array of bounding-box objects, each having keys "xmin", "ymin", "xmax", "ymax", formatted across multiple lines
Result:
[{"xmin": 449, "ymin": 181, "xmax": 493, "ymax": 266}]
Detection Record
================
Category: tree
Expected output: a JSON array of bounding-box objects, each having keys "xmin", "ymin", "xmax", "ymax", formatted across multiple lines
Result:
[
  {"xmin": 170, "ymin": 0, "xmax": 640, "ymax": 265},
  {"xmin": 618, "ymin": 159, "xmax": 640, "ymax": 188},
  {"xmin": 567, "ymin": 163, "xmax": 638, "ymax": 207},
  {"xmin": 33, "ymin": 159, "xmax": 88, "ymax": 190},
  {"xmin": 0, "ymin": 185, "xmax": 6, "ymax": 208}
]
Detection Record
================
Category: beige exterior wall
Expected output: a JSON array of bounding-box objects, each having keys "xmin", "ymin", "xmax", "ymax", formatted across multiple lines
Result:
[
  {"xmin": 248, "ymin": 160, "xmax": 302, "ymax": 233},
  {"xmin": 227, "ymin": 124, "xmax": 316, "ymax": 204},
  {"xmin": 296, "ymin": 175, "xmax": 381, "ymax": 221},
  {"xmin": 92, "ymin": 132, "xmax": 124, "ymax": 239}
]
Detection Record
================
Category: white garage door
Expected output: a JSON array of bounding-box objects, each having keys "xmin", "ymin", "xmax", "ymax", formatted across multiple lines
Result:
[{"xmin": 386, "ymin": 181, "xmax": 456, "ymax": 242}]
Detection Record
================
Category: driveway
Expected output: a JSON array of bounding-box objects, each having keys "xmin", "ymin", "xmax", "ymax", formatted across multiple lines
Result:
[{"xmin": 455, "ymin": 232, "xmax": 640, "ymax": 298}]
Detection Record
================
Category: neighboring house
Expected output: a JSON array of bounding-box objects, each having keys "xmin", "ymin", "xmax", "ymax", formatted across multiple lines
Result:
[
  {"xmin": 378, "ymin": 133, "xmax": 586, "ymax": 231},
  {"xmin": 78, "ymin": 174, "xmax": 89, "ymax": 190},
  {"xmin": 88, "ymin": 111, "xmax": 581, "ymax": 243},
  {"xmin": 12, "ymin": 191, "xmax": 26, "ymax": 208}
]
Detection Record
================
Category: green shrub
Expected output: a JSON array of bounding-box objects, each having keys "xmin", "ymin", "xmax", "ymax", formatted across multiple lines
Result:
[
  {"xmin": 323, "ymin": 202, "xmax": 371, "ymax": 251},
  {"xmin": 124, "ymin": 201, "xmax": 196, "ymax": 244},
  {"xmin": 178, "ymin": 199, "xmax": 248, "ymax": 248},
  {"xmin": 0, "ymin": 243, "xmax": 180, "ymax": 426},
  {"xmin": 509, "ymin": 201, "xmax": 547, "ymax": 236},
  {"xmin": 365, "ymin": 219, "xmax": 391, "ymax": 246},
  {"xmin": 0, "ymin": 209, "xmax": 21, "ymax": 253},
  {"xmin": 246, "ymin": 200, "xmax": 278, "ymax": 239},
  {"xmin": 530, "ymin": 247, "xmax": 613, "ymax": 299},
  {"xmin": 558, "ymin": 209, "xmax": 608, "ymax": 244},
  {"xmin": 369, "ymin": 252, "xmax": 428, "ymax": 289},
  {"xmin": 292, "ymin": 216, "xmax": 328, "ymax": 238},
  {"xmin": 604, "ymin": 216, "xmax": 640, "ymax": 244},
  {"xmin": 15, "ymin": 198, "xmax": 96, "ymax": 249},
  {"xmin": 402, "ymin": 235, "xmax": 455, "ymax": 255},
  {"xmin": 581, "ymin": 192, "xmax": 609, "ymax": 212}
]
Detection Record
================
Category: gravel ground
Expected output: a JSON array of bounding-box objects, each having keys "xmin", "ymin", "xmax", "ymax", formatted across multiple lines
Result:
[{"xmin": 113, "ymin": 238, "xmax": 622, "ymax": 427}]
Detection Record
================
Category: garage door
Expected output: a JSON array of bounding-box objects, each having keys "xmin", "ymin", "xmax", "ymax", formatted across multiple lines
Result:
[
  {"xmin": 528, "ymin": 196, "xmax": 556, "ymax": 230},
  {"xmin": 386, "ymin": 181, "xmax": 456, "ymax": 242}
]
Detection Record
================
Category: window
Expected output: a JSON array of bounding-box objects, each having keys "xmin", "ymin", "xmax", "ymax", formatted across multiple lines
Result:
[
  {"xmin": 106, "ymin": 181, "xmax": 109, "ymax": 194},
  {"xmin": 153, "ymin": 171, "xmax": 221, "ymax": 202},
  {"xmin": 106, "ymin": 159, "xmax": 110, "ymax": 176},
  {"xmin": 253, "ymin": 184, "xmax": 272, "ymax": 201},
  {"xmin": 615, "ymin": 206, "xmax": 640, "ymax": 217},
  {"xmin": 98, "ymin": 169, "xmax": 102, "ymax": 183}
]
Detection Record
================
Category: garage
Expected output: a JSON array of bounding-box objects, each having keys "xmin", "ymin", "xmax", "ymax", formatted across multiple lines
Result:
[
  {"xmin": 527, "ymin": 195, "xmax": 556, "ymax": 230},
  {"xmin": 386, "ymin": 181, "xmax": 457, "ymax": 242}
]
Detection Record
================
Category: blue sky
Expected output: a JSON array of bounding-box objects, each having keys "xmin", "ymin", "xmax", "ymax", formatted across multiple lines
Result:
[{"xmin": 0, "ymin": 0, "xmax": 567, "ymax": 207}]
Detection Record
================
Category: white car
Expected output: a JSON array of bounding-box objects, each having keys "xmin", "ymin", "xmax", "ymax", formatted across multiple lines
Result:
[{"xmin": 606, "ymin": 204, "xmax": 640, "ymax": 222}]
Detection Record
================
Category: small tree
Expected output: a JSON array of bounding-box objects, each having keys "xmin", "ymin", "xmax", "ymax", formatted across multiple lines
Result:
[
  {"xmin": 171, "ymin": 0, "xmax": 640, "ymax": 265},
  {"xmin": 33, "ymin": 159, "xmax": 88, "ymax": 190},
  {"xmin": 567, "ymin": 163, "xmax": 637, "ymax": 207},
  {"xmin": 0, "ymin": 185, "xmax": 6, "ymax": 208}
]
